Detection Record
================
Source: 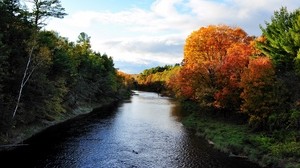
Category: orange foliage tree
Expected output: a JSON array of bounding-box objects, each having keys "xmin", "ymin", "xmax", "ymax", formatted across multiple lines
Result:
[
  {"xmin": 168, "ymin": 66, "xmax": 197, "ymax": 99},
  {"xmin": 181, "ymin": 25, "xmax": 253, "ymax": 108},
  {"xmin": 240, "ymin": 57, "xmax": 277, "ymax": 128},
  {"xmin": 117, "ymin": 71, "xmax": 137, "ymax": 89}
]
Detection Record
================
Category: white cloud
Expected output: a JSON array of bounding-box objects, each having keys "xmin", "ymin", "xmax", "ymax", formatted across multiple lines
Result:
[
  {"xmin": 186, "ymin": 0, "xmax": 300, "ymax": 34},
  {"xmin": 97, "ymin": 35, "xmax": 184, "ymax": 65},
  {"xmin": 46, "ymin": 0, "xmax": 300, "ymax": 73}
]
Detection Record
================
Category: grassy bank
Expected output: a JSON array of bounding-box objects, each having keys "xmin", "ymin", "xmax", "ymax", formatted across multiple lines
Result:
[{"xmin": 182, "ymin": 112, "xmax": 300, "ymax": 168}]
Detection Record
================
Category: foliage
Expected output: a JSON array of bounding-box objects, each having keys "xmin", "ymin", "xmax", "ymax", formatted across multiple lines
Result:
[
  {"xmin": 0, "ymin": 1, "xmax": 129, "ymax": 134},
  {"xmin": 1, "ymin": 2, "xmax": 300, "ymax": 166},
  {"xmin": 257, "ymin": 7, "xmax": 300, "ymax": 72},
  {"xmin": 183, "ymin": 111, "xmax": 300, "ymax": 168},
  {"xmin": 181, "ymin": 25, "xmax": 254, "ymax": 111},
  {"xmin": 0, "ymin": 0, "xmax": 35, "ymax": 130},
  {"xmin": 117, "ymin": 71, "xmax": 137, "ymax": 90},
  {"xmin": 136, "ymin": 7, "xmax": 300, "ymax": 167},
  {"xmin": 136, "ymin": 64, "xmax": 181, "ymax": 95},
  {"xmin": 214, "ymin": 43, "xmax": 253, "ymax": 111},
  {"xmin": 240, "ymin": 57, "xmax": 277, "ymax": 129},
  {"xmin": 139, "ymin": 64, "xmax": 176, "ymax": 77},
  {"xmin": 255, "ymin": 7, "xmax": 300, "ymax": 131},
  {"xmin": 27, "ymin": 0, "xmax": 67, "ymax": 27}
]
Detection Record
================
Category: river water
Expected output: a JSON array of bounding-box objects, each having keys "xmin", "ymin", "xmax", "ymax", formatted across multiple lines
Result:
[{"xmin": 0, "ymin": 91, "xmax": 260, "ymax": 168}]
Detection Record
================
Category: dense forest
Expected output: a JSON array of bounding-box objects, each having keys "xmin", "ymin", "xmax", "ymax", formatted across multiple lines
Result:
[
  {"xmin": 137, "ymin": 7, "xmax": 300, "ymax": 167},
  {"xmin": 0, "ymin": 0, "xmax": 130, "ymax": 143}
]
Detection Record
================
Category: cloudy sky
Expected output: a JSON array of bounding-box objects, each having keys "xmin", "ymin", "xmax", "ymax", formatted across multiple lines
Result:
[{"xmin": 45, "ymin": 0, "xmax": 300, "ymax": 74}]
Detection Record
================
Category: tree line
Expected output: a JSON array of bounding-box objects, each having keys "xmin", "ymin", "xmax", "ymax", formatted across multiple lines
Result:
[
  {"xmin": 0, "ymin": 0, "xmax": 130, "ymax": 136},
  {"xmin": 136, "ymin": 64, "xmax": 180, "ymax": 93},
  {"xmin": 137, "ymin": 7, "xmax": 300, "ymax": 132}
]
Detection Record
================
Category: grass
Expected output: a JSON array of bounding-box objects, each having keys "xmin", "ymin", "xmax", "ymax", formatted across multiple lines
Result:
[{"xmin": 182, "ymin": 112, "xmax": 300, "ymax": 168}]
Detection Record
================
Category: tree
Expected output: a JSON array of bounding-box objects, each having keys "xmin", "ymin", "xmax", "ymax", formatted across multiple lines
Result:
[
  {"xmin": 12, "ymin": 0, "xmax": 67, "ymax": 118},
  {"xmin": 214, "ymin": 43, "xmax": 254, "ymax": 110},
  {"xmin": 173, "ymin": 67, "xmax": 197, "ymax": 99},
  {"xmin": 240, "ymin": 57, "xmax": 277, "ymax": 129},
  {"xmin": 27, "ymin": 0, "xmax": 67, "ymax": 27},
  {"xmin": 184, "ymin": 25, "xmax": 250, "ymax": 67},
  {"xmin": 135, "ymin": 65, "xmax": 182, "ymax": 95},
  {"xmin": 256, "ymin": 7, "xmax": 300, "ymax": 129},
  {"xmin": 0, "ymin": 0, "xmax": 35, "ymax": 123},
  {"xmin": 292, "ymin": 15, "xmax": 300, "ymax": 73},
  {"xmin": 0, "ymin": 1, "xmax": 127, "ymax": 135},
  {"xmin": 257, "ymin": 7, "xmax": 300, "ymax": 72},
  {"xmin": 182, "ymin": 25, "xmax": 252, "ymax": 107}
]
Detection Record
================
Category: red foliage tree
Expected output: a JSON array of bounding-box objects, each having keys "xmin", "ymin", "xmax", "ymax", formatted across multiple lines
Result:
[
  {"xmin": 214, "ymin": 43, "xmax": 254, "ymax": 110},
  {"xmin": 240, "ymin": 57, "xmax": 277, "ymax": 128}
]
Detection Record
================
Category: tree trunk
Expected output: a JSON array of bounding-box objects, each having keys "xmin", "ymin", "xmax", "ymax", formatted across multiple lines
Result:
[{"xmin": 12, "ymin": 45, "xmax": 36, "ymax": 118}]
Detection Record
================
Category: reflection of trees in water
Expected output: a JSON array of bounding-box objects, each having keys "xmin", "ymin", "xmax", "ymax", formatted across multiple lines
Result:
[{"xmin": 171, "ymin": 102, "xmax": 184, "ymax": 121}]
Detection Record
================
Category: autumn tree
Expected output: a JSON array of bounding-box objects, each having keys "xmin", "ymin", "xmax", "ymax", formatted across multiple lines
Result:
[
  {"xmin": 117, "ymin": 71, "xmax": 137, "ymax": 90},
  {"xmin": 214, "ymin": 43, "xmax": 254, "ymax": 111},
  {"xmin": 170, "ymin": 66, "xmax": 196, "ymax": 99},
  {"xmin": 137, "ymin": 65, "xmax": 181, "ymax": 95},
  {"xmin": 182, "ymin": 25, "xmax": 252, "ymax": 108},
  {"xmin": 240, "ymin": 57, "xmax": 278, "ymax": 129}
]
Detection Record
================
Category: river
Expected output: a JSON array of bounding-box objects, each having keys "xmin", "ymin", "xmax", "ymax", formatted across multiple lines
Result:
[{"xmin": 0, "ymin": 91, "xmax": 260, "ymax": 168}]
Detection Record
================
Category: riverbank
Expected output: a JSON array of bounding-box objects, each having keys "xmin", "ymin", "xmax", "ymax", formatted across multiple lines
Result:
[
  {"xmin": 0, "ymin": 97, "xmax": 123, "ymax": 150},
  {"xmin": 182, "ymin": 112, "xmax": 300, "ymax": 168}
]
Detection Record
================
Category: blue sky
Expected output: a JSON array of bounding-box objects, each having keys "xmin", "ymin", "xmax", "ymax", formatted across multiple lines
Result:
[{"xmin": 44, "ymin": 0, "xmax": 300, "ymax": 74}]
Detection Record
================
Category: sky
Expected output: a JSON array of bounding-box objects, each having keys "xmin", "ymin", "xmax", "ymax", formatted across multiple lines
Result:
[{"xmin": 44, "ymin": 0, "xmax": 300, "ymax": 74}]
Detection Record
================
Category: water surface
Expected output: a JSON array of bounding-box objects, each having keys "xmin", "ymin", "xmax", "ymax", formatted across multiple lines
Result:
[{"xmin": 0, "ymin": 91, "xmax": 260, "ymax": 168}]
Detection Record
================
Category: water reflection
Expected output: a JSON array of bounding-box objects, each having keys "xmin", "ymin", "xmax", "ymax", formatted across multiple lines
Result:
[{"xmin": 0, "ymin": 91, "xmax": 260, "ymax": 168}]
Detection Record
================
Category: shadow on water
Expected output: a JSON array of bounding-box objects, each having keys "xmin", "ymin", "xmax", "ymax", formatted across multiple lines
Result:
[
  {"xmin": 0, "ymin": 103, "xmax": 120, "ymax": 167},
  {"xmin": 0, "ymin": 91, "xmax": 262, "ymax": 168}
]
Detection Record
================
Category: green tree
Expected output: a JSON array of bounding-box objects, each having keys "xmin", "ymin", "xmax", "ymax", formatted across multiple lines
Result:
[
  {"xmin": 27, "ymin": 0, "xmax": 67, "ymax": 27},
  {"xmin": 0, "ymin": 0, "xmax": 34, "ymax": 127},
  {"xmin": 0, "ymin": 0, "xmax": 128, "ymax": 136},
  {"xmin": 12, "ymin": 0, "xmax": 67, "ymax": 118},
  {"xmin": 257, "ymin": 7, "xmax": 300, "ymax": 72},
  {"xmin": 292, "ymin": 15, "xmax": 300, "ymax": 73},
  {"xmin": 257, "ymin": 7, "xmax": 300, "ymax": 129}
]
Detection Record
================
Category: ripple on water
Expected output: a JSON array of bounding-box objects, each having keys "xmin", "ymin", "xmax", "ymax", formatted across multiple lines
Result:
[{"xmin": 0, "ymin": 91, "xmax": 261, "ymax": 168}]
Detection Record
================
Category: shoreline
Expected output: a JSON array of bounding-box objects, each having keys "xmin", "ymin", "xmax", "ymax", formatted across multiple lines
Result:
[
  {"xmin": 0, "ymin": 99, "xmax": 120, "ymax": 151},
  {"xmin": 182, "ymin": 112, "xmax": 300, "ymax": 168}
]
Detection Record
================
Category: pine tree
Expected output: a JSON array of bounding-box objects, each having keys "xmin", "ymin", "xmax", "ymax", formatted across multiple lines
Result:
[{"xmin": 257, "ymin": 7, "xmax": 300, "ymax": 72}]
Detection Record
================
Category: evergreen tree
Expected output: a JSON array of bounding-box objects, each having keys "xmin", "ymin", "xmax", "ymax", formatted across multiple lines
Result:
[
  {"xmin": 257, "ymin": 7, "xmax": 300, "ymax": 72},
  {"xmin": 27, "ymin": 0, "xmax": 67, "ymax": 28}
]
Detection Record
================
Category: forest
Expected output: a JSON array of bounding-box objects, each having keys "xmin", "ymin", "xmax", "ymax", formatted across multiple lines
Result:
[
  {"xmin": 1, "ymin": 0, "xmax": 300, "ymax": 167},
  {"xmin": 0, "ymin": 0, "xmax": 130, "ymax": 143},
  {"xmin": 136, "ymin": 7, "xmax": 300, "ymax": 167}
]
